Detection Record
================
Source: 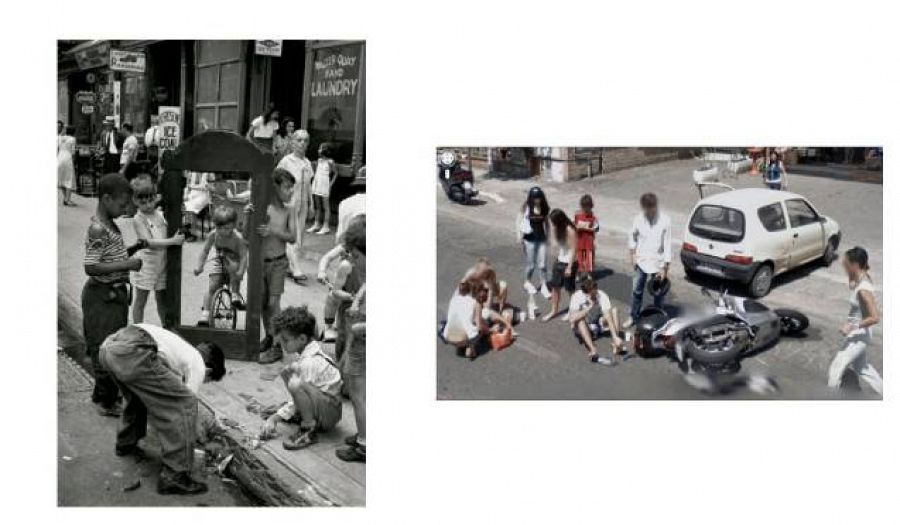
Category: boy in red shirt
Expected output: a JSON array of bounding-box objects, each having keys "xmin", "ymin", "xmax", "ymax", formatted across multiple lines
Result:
[{"xmin": 574, "ymin": 194, "xmax": 599, "ymax": 275}]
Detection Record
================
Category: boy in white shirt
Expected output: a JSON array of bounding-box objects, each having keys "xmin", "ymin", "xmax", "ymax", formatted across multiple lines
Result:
[
  {"xmin": 625, "ymin": 192, "xmax": 672, "ymax": 328},
  {"xmin": 569, "ymin": 274, "xmax": 624, "ymax": 365}
]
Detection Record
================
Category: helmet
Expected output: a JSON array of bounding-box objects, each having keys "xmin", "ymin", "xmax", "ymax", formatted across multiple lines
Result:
[{"xmin": 647, "ymin": 275, "xmax": 671, "ymax": 297}]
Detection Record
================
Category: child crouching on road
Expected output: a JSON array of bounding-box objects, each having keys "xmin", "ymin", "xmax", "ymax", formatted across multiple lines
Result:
[
  {"xmin": 260, "ymin": 306, "xmax": 343, "ymax": 450},
  {"xmin": 194, "ymin": 206, "xmax": 248, "ymax": 326}
]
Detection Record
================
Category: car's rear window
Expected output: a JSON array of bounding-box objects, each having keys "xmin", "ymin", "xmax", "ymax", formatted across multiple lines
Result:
[{"xmin": 689, "ymin": 205, "xmax": 745, "ymax": 242}]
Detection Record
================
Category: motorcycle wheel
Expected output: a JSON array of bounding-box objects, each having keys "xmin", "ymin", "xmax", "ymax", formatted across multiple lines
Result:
[
  {"xmin": 682, "ymin": 326, "xmax": 749, "ymax": 365},
  {"xmin": 449, "ymin": 185, "xmax": 465, "ymax": 203},
  {"xmin": 774, "ymin": 308, "xmax": 809, "ymax": 335}
]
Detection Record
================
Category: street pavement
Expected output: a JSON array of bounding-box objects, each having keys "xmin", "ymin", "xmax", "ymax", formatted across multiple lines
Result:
[
  {"xmin": 436, "ymin": 159, "xmax": 883, "ymax": 400},
  {"xmin": 57, "ymin": 193, "xmax": 364, "ymax": 506}
]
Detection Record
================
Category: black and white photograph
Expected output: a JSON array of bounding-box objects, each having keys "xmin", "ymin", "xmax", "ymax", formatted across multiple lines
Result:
[
  {"xmin": 436, "ymin": 147, "xmax": 883, "ymax": 399},
  {"xmin": 57, "ymin": 39, "xmax": 366, "ymax": 506}
]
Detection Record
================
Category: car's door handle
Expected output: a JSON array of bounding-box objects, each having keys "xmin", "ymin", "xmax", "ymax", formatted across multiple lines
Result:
[{"xmin": 793, "ymin": 233, "xmax": 799, "ymax": 238}]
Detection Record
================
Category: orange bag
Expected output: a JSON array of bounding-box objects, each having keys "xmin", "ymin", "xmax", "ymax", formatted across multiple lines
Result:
[{"xmin": 490, "ymin": 328, "xmax": 514, "ymax": 350}]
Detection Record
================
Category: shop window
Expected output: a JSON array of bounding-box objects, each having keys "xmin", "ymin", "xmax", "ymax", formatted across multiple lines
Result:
[
  {"xmin": 194, "ymin": 40, "xmax": 243, "ymax": 132},
  {"xmin": 198, "ymin": 40, "xmax": 242, "ymax": 64},
  {"xmin": 306, "ymin": 43, "xmax": 363, "ymax": 165},
  {"xmin": 121, "ymin": 73, "xmax": 147, "ymax": 134}
]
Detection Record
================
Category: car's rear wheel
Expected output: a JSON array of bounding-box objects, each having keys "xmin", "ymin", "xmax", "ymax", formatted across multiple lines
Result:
[{"xmin": 748, "ymin": 264, "xmax": 773, "ymax": 298}]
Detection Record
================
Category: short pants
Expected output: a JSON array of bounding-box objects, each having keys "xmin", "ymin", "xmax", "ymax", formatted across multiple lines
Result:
[
  {"xmin": 549, "ymin": 260, "xmax": 579, "ymax": 292},
  {"xmin": 263, "ymin": 254, "xmax": 289, "ymax": 297}
]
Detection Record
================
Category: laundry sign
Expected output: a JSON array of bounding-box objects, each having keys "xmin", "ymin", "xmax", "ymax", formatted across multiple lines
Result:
[
  {"xmin": 110, "ymin": 49, "xmax": 146, "ymax": 73},
  {"xmin": 255, "ymin": 40, "xmax": 283, "ymax": 57}
]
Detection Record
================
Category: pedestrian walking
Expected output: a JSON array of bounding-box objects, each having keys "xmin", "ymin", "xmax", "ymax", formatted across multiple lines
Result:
[
  {"xmin": 254, "ymin": 168, "xmax": 297, "ymax": 364},
  {"xmin": 97, "ymin": 116, "xmax": 122, "ymax": 174},
  {"xmin": 542, "ymin": 209, "xmax": 579, "ymax": 322},
  {"xmin": 99, "ymin": 323, "xmax": 226, "ymax": 495},
  {"xmin": 573, "ymin": 194, "xmax": 599, "ymax": 275},
  {"xmin": 827, "ymin": 247, "xmax": 883, "ymax": 394},
  {"xmin": 246, "ymin": 106, "xmax": 280, "ymax": 151},
  {"xmin": 260, "ymin": 306, "xmax": 343, "ymax": 451},
  {"xmin": 764, "ymin": 150, "xmax": 787, "ymax": 190},
  {"xmin": 58, "ymin": 124, "xmax": 77, "ymax": 206},
  {"xmin": 119, "ymin": 123, "xmax": 140, "ymax": 180},
  {"xmin": 130, "ymin": 177, "xmax": 185, "ymax": 325},
  {"xmin": 82, "ymin": 173, "xmax": 144, "ymax": 417},
  {"xmin": 569, "ymin": 273, "xmax": 624, "ymax": 364},
  {"xmin": 624, "ymin": 192, "xmax": 672, "ymax": 328},
  {"xmin": 308, "ymin": 143, "xmax": 336, "ymax": 235},
  {"xmin": 518, "ymin": 186, "xmax": 551, "ymax": 319},
  {"xmin": 276, "ymin": 129, "xmax": 315, "ymax": 284}
]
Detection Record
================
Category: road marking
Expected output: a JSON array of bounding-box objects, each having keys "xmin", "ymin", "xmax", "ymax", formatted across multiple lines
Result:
[{"xmin": 480, "ymin": 191, "xmax": 505, "ymax": 204}]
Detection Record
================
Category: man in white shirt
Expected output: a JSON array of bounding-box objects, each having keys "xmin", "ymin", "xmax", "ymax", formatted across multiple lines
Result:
[
  {"xmin": 260, "ymin": 306, "xmax": 343, "ymax": 451},
  {"xmin": 97, "ymin": 116, "xmax": 121, "ymax": 173},
  {"xmin": 119, "ymin": 123, "xmax": 140, "ymax": 179},
  {"xmin": 625, "ymin": 193, "xmax": 672, "ymax": 327},
  {"xmin": 98, "ymin": 324, "xmax": 226, "ymax": 495},
  {"xmin": 569, "ymin": 274, "xmax": 624, "ymax": 365}
]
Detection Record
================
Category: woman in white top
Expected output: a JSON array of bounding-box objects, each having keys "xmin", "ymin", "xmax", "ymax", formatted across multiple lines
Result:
[
  {"xmin": 57, "ymin": 124, "xmax": 77, "ymax": 206},
  {"xmin": 308, "ymin": 142, "xmax": 336, "ymax": 235},
  {"xmin": 442, "ymin": 279, "xmax": 487, "ymax": 360},
  {"xmin": 542, "ymin": 209, "xmax": 579, "ymax": 322},
  {"xmin": 246, "ymin": 107, "xmax": 280, "ymax": 151},
  {"xmin": 276, "ymin": 129, "xmax": 315, "ymax": 283},
  {"xmin": 827, "ymin": 246, "xmax": 882, "ymax": 395}
]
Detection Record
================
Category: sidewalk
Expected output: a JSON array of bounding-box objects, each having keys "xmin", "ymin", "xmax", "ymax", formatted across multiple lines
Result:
[{"xmin": 57, "ymin": 194, "xmax": 364, "ymax": 507}]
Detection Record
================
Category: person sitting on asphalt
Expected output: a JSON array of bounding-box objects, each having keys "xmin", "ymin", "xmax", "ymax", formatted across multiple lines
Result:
[
  {"xmin": 261, "ymin": 306, "xmax": 343, "ymax": 450},
  {"xmin": 99, "ymin": 324, "xmax": 226, "ymax": 495},
  {"xmin": 442, "ymin": 278, "xmax": 490, "ymax": 360},
  {"xmin": 569, "ymin": 273, "xmax": 625, "ymax": 365}
]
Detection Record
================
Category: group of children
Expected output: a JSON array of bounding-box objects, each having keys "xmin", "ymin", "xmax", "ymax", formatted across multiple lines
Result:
[{"xmin": 81, "ymin": 159, "xmax": 367, "ymax": 464}]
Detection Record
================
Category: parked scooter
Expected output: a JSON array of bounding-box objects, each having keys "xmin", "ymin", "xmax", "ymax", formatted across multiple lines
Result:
[
  {"xmin": 632, "ymin": 288, "xmax": 808, "ymax": 369},
  {"xmin": 437, "ymin": 150, "xmax": 478, "ymax": 204}
]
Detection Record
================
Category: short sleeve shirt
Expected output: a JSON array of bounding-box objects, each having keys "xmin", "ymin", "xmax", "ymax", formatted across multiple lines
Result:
[
  {"xmin": 250, "ymin": 116, "xmax": 279, "ymax": 139},
  {"xmin": 84, "ymin": 217, "xmax": 129, "ymax": 283}
]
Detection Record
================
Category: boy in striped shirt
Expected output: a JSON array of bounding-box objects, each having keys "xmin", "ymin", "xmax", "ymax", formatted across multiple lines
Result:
[{"xmin": 82, "ymin": 173, "xmax": 145, "ymax": 417}]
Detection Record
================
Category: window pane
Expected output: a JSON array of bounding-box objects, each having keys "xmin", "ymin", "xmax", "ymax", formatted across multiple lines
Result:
[
  {"xmin": 196, "ymin": 107, "xmax": 216, "ymax": 131},
  {"xmin": 198, "ymin": 40, "xmax": 242, "ymax": 64},
  {"xmin": 786, "ymin": 199, "xmax": 818, "ymax": 228},
  {"xmin": 757, "ymin": 203, "xmax": 786, "ymax": 232},
  {"xmin": 689, "ymin": 205, "xmax": 745, "ymax": 242},
  {"xmin": 197, "ymin": 66, "xmax": 218, "ymax": 103},
  {"xmin": 306, "ymin": 43, "xmax": 362, "ymax": 164},
  {"xmin": 219, "ymin": 62, "xmax": 241, "ymax": 103},
  {"xmin": 218, "ymin": 105, "xmax": 239, "ymax": 132}
]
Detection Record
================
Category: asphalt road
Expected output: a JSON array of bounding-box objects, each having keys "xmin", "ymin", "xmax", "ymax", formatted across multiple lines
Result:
[{"xmin": 435, "ymin": 164, "xmax": 883, "ymax": 400}]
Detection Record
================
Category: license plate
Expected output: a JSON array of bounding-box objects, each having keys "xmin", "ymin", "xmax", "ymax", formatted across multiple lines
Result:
[{"xmin": 696, "ymin": 263, "xmax": 725, "ymax": 277}]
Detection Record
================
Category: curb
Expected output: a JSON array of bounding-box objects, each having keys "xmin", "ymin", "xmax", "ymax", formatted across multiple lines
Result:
[{"xmin": 56, "ymin": 291, "xmax": 340, "ymax": 507}]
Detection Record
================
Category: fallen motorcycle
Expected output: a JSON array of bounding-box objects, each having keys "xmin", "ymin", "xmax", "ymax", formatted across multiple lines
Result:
[
  {"xmin": 632, "ymin": 288, "xmax": 808, "ymax": 369},
  {"xmin": 437, "ymin": 150, "xmax": 477, "ymax": 204}
]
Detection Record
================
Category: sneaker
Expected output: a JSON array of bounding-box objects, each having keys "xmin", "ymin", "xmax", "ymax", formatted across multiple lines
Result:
[
  {"xmin": 335, "ymin": 445, "xmax": 366, "ymax": 463},
  {"xmin": 540, "ymin": 282, "xmax": 552, "ymax": 299},
  {"xmin": 96, "ymin": 401, "xmax": 122, "ymax": 418},
  {"xmin": 306, "ymin": 224, "xmax": 320, "ymax": 233},
  {"xmin": 232, "ymin": 292, "xmax": 246, "ymax": 310},
  {"xmin": 561, "ymin": 313, "xmax": 570, "ymax": 322},
  {"xmin": 115, "ymin": 444, "xmax": 145, "ymax": 459},
  {"xmin": 590, "ymin": 355, "xmax": 615, "ymax": 366},
  {"xmin": 622, "ymin": 318, "xmax": 635, "ymax": 329},
  {"xmin": 523, "ymin": 281, "xmax": 537, "ymax": 295},
  {"xmin": 527, "ymin": 296, "xmax": 537, "ymax": 320},
  {"xmin": 157, "ymin": 471, "xmax": 208, "ymax": 496},
  {"xmin": 258, "ymin": 346, "xmax": 283, "ymax": 364},
  {"xmin": 283, "ymin": 428, "xmax": 318, "ymax": 450},
  {"xmin": 316, "ymin": 226, "xmax": 331, "ymax": 235}
]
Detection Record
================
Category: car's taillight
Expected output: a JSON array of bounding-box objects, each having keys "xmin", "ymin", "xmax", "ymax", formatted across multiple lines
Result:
[
  {"xmin": 725, "ymin": 254, "xmax": 753, "ymax": 265},
  {"xmin": 682, "ymin": 242, "xmax": 698, "ymax": 252}
]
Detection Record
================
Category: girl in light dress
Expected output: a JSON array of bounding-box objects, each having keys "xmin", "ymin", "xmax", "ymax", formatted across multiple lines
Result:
[
  {"xmin": 308, "ymin": 143, "xmax": 336, "ymax": 235},
  {"xmin": 58, "ymin": 125, "xmax": 77, "ymax": 206}
]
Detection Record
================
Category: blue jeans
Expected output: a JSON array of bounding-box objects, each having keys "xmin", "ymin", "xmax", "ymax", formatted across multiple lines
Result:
[
  {"xmin": 631, "ymin": 266, "xmax": 666, "ymax": 322},
  {"xmin": 523, "ymin": 240, "xmax": 547, "ymax": 284}
]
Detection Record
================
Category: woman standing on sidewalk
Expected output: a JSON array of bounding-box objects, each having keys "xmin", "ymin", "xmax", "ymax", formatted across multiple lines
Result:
[
  {"xmin": 541, "ymin": 208, "xmax": 579, "ymax": 322},
  {"xmin": 764, "ymin": 150, "xmax": 787, "ymax": 190},
  {"xmin": 58, "ymin": 125, "xmax": 77, "ymax": 206},
  {"xmin": 518, "ymin": 186, "xmax": 551, "ymax": 319},
  {"xmin": 827, "ymin": 246, "xmax": 883, "ymax": 395}
]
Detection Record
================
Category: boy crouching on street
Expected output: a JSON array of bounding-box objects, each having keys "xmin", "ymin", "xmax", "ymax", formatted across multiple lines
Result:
[{"xmin": 260, "ymin": 306, "xmax": 342, "ymax": 451}]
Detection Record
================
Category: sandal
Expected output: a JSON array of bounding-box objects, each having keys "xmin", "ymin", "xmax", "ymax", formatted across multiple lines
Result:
[{"xmin": 282, "ymin": 429, "xmax": 318, "ymax": 450}]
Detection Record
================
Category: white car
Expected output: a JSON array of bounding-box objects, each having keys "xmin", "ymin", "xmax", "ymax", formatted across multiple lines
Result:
[{"xmin": 680, "ymin": 188, "xmax": 841, "ymax": 297}]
